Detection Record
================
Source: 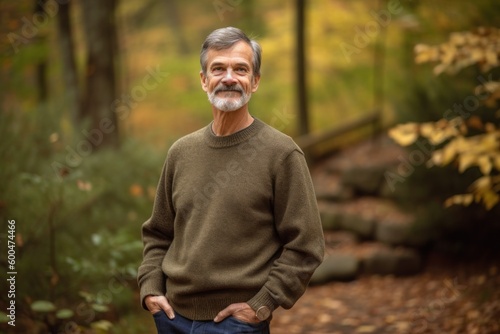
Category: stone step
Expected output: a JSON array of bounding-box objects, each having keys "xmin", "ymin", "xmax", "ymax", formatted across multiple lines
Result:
[
  {"xmin": 318, "ymin": 197, "xmax": 420, "ymax": 245},
  {"xmin": 312, "ymin": 170, "xmax": 355, "ymax": 202},
  {"xmin": 310, "ymin": 134, "xmax": 409, "ymax": 197},
  {"xmin": 310, "ymin": 231, "xmax": 423, "ymax": 284}
]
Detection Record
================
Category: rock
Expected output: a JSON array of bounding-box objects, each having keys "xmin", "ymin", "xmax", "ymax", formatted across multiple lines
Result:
[
  {"xmin": 312, "ymin": 170, "xmax": 355, "ymax": 201},
  {"xmin": 393, "ymin": 248, "xmax": 423, "ymax": 275},
  {"xmin": 341, "ymin": 166, "xmax": 385, "ymax": 194},
  {"xmin": 316, "ymin": 185, "xmax": 355, "ymax": 202},
  {"xmin": 310, "ymin": 254, "xmax": 359, "ymax": 284},
  {"xmin": 320, "ymin": 210, "xmax": 339, "ymax": 230},
  {"xmin": 362, "ymin": 247, "xmax": 422, "ymax": 276},
  {"xmin": 318, "ymin": 202, "xmax": 342, "ymax": 230},
  {"xmin": 321, "ymin": 134, "xmax": 408, "ymax": 196},
  {"xmin": 324, "ymin": 230, "xmax": 359, "ymax": 252},
  {"xmin": 375, "ymin": 215, "xmax": 415, "ymax": 246},
  {"xmin": 340, "ymin": 213, "xmax": 375, "ymax": 239}
]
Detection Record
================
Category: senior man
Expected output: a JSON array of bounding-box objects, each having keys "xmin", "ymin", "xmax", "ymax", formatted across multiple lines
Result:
[{"xmin": 138, "ymin": 26, "xmax": 324, "ymax": 334}]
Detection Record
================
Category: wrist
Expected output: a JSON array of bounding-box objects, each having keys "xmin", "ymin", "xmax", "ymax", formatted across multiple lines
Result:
[{"xmin": 255, "ymin": 305, "xmax": 271, "ymax": 321}]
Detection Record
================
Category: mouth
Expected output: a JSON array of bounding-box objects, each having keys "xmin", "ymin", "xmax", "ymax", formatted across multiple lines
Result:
[
  {"xmin": 214, "ymin": 86, "xmax": 243, "ymax": 95},
  {"xmin": 216, "ymin": 90, "xmax": 241, "ymax": 96}
]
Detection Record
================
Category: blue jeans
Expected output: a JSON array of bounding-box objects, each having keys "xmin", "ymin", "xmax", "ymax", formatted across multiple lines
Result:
[{"xmin": 153, "ymin": 311, "xmax": 270, "ymax": 334}]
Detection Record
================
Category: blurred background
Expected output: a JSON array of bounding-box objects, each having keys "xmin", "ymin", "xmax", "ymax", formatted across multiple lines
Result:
[{"xmin": 1, "ymin": 0, "xmax": 500, "ymax": 333}]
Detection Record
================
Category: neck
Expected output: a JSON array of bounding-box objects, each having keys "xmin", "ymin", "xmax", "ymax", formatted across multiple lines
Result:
[{"xmin": 211, "ymin": 106, "xmax": 254, "ymax": 136}]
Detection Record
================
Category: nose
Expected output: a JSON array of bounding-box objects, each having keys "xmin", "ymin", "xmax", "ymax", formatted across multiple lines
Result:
[{"xmin": 221, "ymin": 69, "xmax": 238, "ymax": 85}]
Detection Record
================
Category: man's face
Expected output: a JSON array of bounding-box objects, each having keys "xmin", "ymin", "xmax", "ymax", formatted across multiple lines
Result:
[{"xmin": 200, "ymin": 41, "xmax": 260, "ymax": 112}]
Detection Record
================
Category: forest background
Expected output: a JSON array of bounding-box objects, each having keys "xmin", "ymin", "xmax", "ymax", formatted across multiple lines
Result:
[{"xmin": 1, "ymin": 0, "xmax": 499, "ymax": 333}]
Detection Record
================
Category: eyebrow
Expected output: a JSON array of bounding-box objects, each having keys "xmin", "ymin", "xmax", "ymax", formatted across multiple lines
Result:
[
  {"xmin": 233, "ymin": 62, "xmax": 250, "ymax": 68},
  {"xmin": 210, "ymin": 61, "xmax": 250, "ymax": 69}
]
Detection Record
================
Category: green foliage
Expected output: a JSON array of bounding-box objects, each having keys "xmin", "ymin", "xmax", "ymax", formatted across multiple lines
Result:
[
  {"xmin": 0, "ymin": 104, "xmax": 165, "ymax": 331},
  {"xmin": 31, "ymin": 300, "xmax": 57, "ymax": 313},
  {"xmin": 28, "ymin": 295, "xmax": 113, "ymax": 333}
]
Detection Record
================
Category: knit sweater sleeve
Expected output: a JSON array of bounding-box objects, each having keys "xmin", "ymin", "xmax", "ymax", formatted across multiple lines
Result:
[
  {"xmin": 137, "ymin": 156, "xmax": 175, "ymax": 309},
  {"xmin": 247, "ymin": 149, "xmax": 325, "ymax": 314}
]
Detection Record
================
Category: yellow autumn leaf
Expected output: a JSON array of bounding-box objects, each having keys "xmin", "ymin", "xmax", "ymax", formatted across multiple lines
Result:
[
  {"xmin": 494, "ymin": 154, "xmax": 500, "ymax": 171},
  {"xmin": 480, "ymin": 133, "xmax": 499, "ymax": 152},
  {"xmin": 414, "ymin": 44, "xmax": 437, "ymax": 64},
  {"xmin": 444, "ymin": 194, "xmax": 474, "ymax": 208},
  {"xmin": 430, "ymin": 150, "xmax": 443, "ymax": 166},
  {"xmin": 445, "ymin": 126, "xmax": 459, "ymax": 139},
  {"xmin": 440, "ymin": 44, "xmax": 457, "ymax": 65},
  {"xmin": 476, "ymin": 81, "xmax": 500, "ymax": 104},
  {"xmin": 433, "ymin": 63, "xmax": 448, "ymax": 76},
  {"xmin": 477, "ymin": 155, "xmax": 493, "ymax": 175},
  {"xmin": 448, "ymin": 117, "xmax": 463, "ymax": 128},
  {"xmin": 388, "ymin": 123, "xmax": 419, "ymax": 146},
  {"xmin": 458, "ymin": 153, "xmax": 477, "ymax": 173},
  {"xmin": 459, "ymin": 122, "xmax": 468, "ymax": 135},
  {"xmin": 427, "ymin": 129, "xmax": 453, "ymax": 145},
  {"xmin": 471, "ymin": 176, "xmax": 491, "ymax": 191},
  {"xmin": 449, "ymin": 32, "xmax": 466, "ymax": 46},
  {"xmin": 415, "ymin": 50, "xmax": 431, "ymax": 64},
  {"xmin": 465, "ymin": 32, "xmax": 480, "ymax": 45},
  {"xmin": 486, "ymin": 49, "xmax": 498, "ymax": 64},
  {"xmin": 470, "ymin": 48, "xmax": 484, "ymax": 62},
  {"xmin": 420, "ymin": 122, "xmax": 435, "ymax": 139},
  {"xmin": 454, "ymin": 136, "xmax": 480, "ymax": 156},
  {"xmin": 441, "ymin": 142, "xmax": 457, "ymax": 166},
  {"xmin": 482, "ymin": 190, "xmax": 500, "ymax": 210}
]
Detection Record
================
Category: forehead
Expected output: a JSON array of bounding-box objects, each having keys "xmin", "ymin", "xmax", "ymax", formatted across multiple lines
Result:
[{"xmin": 206, "ymin": 41, "xmax": 254, "ymax": 67}]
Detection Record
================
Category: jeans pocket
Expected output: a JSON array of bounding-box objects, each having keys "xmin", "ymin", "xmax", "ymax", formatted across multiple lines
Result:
[
  {"xmin": 152, "ymin": 311, "xmax": 170, "ymax": 333},
  {"xmin": 152, "ymin": 311, "xmax": 164, "ymax": 317},
  {"xmin": 228, "ymin": 316, "xmax": 269, "ymax": 333}
]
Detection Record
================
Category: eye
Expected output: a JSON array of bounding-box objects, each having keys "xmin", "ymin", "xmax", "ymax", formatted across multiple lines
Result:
[
  {"xmin": 235, "ymin": 67, "xmax": 248, "ymax": 74},
  {"xmin": 211, "ymin": 66, "xmax": 224, "ymax": 74}
]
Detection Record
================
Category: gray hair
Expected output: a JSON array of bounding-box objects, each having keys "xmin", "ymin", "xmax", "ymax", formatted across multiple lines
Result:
[{"xmin": 200, "ymin": 27, "xmax": 262, "ymax": 77}]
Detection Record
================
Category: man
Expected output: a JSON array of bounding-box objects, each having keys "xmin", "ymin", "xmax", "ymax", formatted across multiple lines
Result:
[{"xmin": 138, "ymin": 26, "xmax": 324, "ymax": 334}]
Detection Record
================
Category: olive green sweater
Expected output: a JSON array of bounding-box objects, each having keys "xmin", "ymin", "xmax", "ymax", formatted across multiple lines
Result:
[{"xmin": 138, "ymin": 118, "xmax": 324, "ymax": 320}]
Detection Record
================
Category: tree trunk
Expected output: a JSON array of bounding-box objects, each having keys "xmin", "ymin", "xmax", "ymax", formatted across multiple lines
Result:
[
  {"xmin": 296, "ymin": 0, "xmax": 309, "ymax": 136},
  {"xmin": 34, "ymin": 0, "xmax": 48, "ymax": 102},
  {"xmin": 165, "ymin": 0, "xmax": 190, "ymax": 55},
  {"xmin": 56, "ymin": 0, "xmax": 81, "ymax": 124},
  {"xmin": 81, "ymin": 0, "xmax": 119, "ymax": 148}
]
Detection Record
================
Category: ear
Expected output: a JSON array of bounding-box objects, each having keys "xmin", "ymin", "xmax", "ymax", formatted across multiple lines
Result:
[
  {"xmin": 200, "ymin": 71, "xmax": 208, "ymax": 92},
  {"xmin": 251, "ymin": 74, "xmax": 261, "ymax": 93}
]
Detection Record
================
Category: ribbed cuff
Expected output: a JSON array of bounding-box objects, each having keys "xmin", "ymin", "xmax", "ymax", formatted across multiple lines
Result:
[
  {"xmin": 246, "ymin": 286, "xmax": 278, "ymax": 313},
  {"xmin": 138, "ymin": 271, "xmax": 166, "ymax": 310},
  {"xmin": 140, "ymin": 287, "xmax": 166, "ymax": 310}
]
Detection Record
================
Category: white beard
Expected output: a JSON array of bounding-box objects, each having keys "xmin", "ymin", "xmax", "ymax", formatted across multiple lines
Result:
[{"xmin": 208, "ymin": 84, "xmax": 252, "ymax": 112}]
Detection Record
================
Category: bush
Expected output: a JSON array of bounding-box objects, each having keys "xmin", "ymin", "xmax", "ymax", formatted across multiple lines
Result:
[{"xmin": 0, "ymin": 105, "xmax": 167, "ymax": 333}]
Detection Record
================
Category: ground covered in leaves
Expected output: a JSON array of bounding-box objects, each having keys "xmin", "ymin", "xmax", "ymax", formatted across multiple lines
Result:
[{"xmin": 270, "ymin": 250, "xmax": 500, "ymax": 334}]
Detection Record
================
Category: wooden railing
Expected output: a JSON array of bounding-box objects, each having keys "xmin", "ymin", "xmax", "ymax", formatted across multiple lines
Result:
[{"xmin": 295, "ymin": 110, "xmax": 381, "ymax": 161}]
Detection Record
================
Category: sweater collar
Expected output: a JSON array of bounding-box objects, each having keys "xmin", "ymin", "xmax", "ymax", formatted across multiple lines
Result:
[{"xmin": 205, "ymin": 117, "xmax": 265, "ymax": 148}]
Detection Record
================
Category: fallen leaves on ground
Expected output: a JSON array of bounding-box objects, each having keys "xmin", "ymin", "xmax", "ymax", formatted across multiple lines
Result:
[{"xmin": 270, "ymin": 252, "xmax": 500, "ymax": 334}]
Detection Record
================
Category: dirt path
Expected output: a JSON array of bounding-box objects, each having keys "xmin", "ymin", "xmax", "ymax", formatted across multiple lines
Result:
[{"xmin": 270, "ymin": 252, "xmax": 500, "ymax": 334}]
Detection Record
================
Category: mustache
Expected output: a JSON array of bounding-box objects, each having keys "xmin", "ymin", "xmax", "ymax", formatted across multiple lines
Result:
[{"xmin": 214, "ymin": 84, "xmax": 244, "ymax": 94}]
